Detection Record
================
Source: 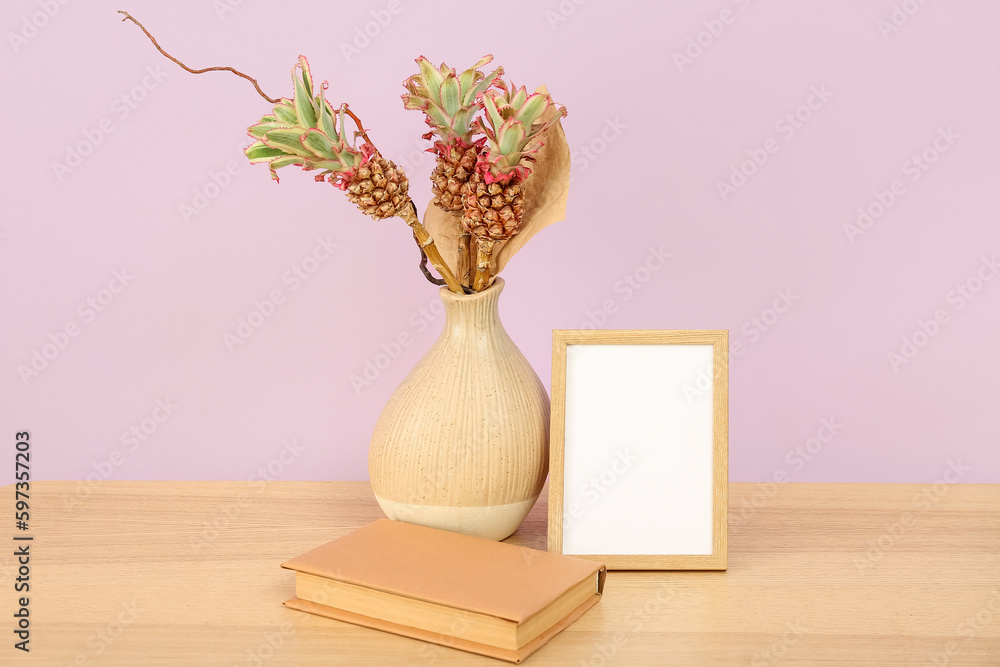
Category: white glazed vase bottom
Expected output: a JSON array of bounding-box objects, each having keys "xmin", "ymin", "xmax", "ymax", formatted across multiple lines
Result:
[{"xmin": 368, "ymin": 278, "xmax": 549, "ymax": 541}]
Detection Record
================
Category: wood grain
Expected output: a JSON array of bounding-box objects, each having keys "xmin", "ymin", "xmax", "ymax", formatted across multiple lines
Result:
[
  {"xmin": 548, "ymin": 329, "xmax": 728, "ymax": 569},
  {"xmin": 1, "ymin": 481, "xmax": 998, "ymax": 665}
]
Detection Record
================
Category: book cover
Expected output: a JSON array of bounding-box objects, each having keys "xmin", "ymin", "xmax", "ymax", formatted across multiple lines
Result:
[{"xmin": 281, "ymin": 519, "xmax": 606, "ymax": 662}]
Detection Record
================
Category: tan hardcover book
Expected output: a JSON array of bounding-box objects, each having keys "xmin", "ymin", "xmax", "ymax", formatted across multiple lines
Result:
[{"xmin": 281, "ymin": 519, "xmax": 606, "ymax": 663}]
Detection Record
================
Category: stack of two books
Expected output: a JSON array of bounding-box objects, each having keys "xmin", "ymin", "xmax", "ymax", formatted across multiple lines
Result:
[{"xmin": 282, "ymin": 519, "xmax": 606, "ymax": 663}]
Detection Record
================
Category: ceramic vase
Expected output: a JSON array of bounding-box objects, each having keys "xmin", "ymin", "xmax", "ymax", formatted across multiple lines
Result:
[{"xmin": 368, "ymin": 278, "xmax": 549, "ymax": 541}]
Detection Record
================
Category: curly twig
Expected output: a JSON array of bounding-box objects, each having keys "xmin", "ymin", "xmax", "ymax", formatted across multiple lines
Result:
[
  {"xmin": 117, "ymin": 10, "xmax": 385, "ymax": 156},
  {"xmin": 414, "ymin": 231, "xmax": 446, "ymax": 286},
  {"xmin": 342, "ymin": 105, "xmax": 377, "ymax": 154},
  {"xmin": 399, "ymin": 201, "xmax": 467, "ymax": 293},
  {"xmin": 117, "ymin": 10, "xmax": 278, "ymax": 104}
]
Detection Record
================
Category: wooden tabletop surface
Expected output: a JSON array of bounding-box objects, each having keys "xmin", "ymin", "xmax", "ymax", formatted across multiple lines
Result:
[{"xmin": 2, "ymin": 481, "xmax": 998, "ymax": 665}]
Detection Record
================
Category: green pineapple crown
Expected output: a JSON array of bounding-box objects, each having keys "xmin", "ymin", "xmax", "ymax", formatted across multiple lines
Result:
[
  {"xmin": 474, "ymin": 82, "xmax": 566, "ymax": 184},
  {"xmin": 245, "ymin": 56, "xmax": 372, "ymax": 188},
  {"xmin": 402, "ymin": 56, "xmax": 566, "ymax": 186},
  {"xmin": 401, "ymin": 55, "xmax": 503, "ymax": 156}
]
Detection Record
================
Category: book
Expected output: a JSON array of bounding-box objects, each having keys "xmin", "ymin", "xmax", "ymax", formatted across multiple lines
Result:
[{"xmin": 281, "ymin": 518, "xmax": 606, "ymax": 663}]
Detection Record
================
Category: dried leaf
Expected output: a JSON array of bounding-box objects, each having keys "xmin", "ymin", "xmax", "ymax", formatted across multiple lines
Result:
[
  {"xmin": 493, "ymin": 112, "xmax": 570, "ymax": 275},
  {"xmin": 421, "ymin": 88, "xmax": 570, "ymax": 280}
]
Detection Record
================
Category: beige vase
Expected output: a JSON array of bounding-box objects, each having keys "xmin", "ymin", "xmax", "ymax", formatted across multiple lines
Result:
[{"xmin": 368, "ymin": 278, "xmax": 549, "ymax": 541}]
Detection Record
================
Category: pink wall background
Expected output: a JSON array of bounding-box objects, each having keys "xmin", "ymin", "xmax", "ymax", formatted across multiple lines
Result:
[{"xmin": 3, "ymin": 1, "xmax": 998, "ymax": 488}]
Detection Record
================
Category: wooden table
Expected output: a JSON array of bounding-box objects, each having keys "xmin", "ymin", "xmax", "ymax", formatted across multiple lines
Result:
[{"xmin": 2, "ymin": 481, "xmax": 998, "ymax": 665}]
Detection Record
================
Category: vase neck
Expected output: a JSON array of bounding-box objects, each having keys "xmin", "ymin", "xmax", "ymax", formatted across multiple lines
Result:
[{"xmin": 439, "ymin": 279, "xmax": 505, "ymax": 341}]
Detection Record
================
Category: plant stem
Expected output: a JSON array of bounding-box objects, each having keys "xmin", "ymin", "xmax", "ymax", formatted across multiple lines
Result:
[
  {"xmin": 119, "ymin": 11, "xmax": 390, "ymax": 161},
  {"xmin": 398, "ymin": 202, "xmax": 463, "ymax": 293},
  {"xmin": 342, "ymin": 105, "xmax": 377, "ymax": 155},
  {"xmin": 413, "ymin": 232, "xmax": 446, "ymax": 286},
  {"xmin": 121, "ymin": 9, "xmax": 458, "ymax": 293},
  {"xmin": 457, "ymin": 229, "xmax": 472, "ymax": 288},
  {"xmin": 473, "ymin": 238, "xmax": 495, "ymax": 292},
  {"xmin": 117, "ymin": 11, "xmax": 278, "ymax": 104}
]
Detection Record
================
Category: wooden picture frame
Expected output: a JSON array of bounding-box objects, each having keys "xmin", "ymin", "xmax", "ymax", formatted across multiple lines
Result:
[{"xmin": 547, "ymin": 330, "xmax": 728, "ymax": 570}]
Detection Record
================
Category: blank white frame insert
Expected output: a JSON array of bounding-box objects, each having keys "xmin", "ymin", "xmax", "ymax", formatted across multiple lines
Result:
[{"xmin": 548, "ymin": 330, "xmax": 728, "ymax": 570}]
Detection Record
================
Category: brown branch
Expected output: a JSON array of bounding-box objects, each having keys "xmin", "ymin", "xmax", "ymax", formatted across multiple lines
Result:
[
  {"xmin": 413, "ymin": 231, "xmax": 446, "ymax": 287},
  {"xmin": 457, "ymin": 229, "xmax": 472, "ymax": 288},
  {"xmin": 398, "ymin": 201, "xmax": 465, "ymax": 293},
  {"xmin": 342, "ymin": 104, "xmax": 377, "ymax": 154},
  {"xmin": 117, "ymin": 10, "xmax": 278, "ymax": 104},
  {"xmin": 117, "ymin": 10, "xmax": 387, "ymax": 157},
  {"xmin": 473, "ymin": 237, "xmax": 495, "ymax": 292}
]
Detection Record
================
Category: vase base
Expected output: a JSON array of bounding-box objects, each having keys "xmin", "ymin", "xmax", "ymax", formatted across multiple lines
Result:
[{"xmin": 373, "ymin": 494, "xmax": 538, "ymax": 541}]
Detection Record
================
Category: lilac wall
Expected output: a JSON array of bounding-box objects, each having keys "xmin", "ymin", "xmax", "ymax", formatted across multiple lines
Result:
[{"xmin": 3, "ymin": 1, "xmax": 998, "ymax": 487}]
